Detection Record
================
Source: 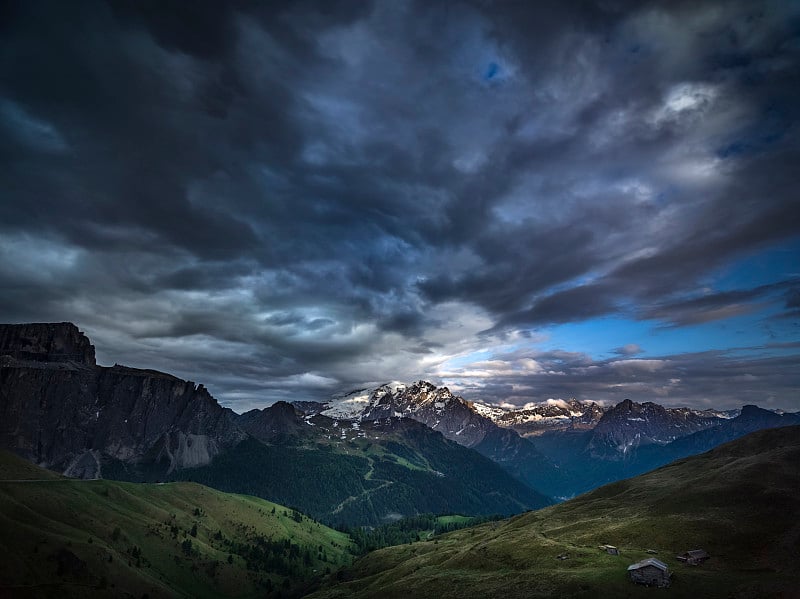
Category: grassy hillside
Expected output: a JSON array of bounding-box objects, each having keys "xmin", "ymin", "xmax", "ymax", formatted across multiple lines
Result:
[
  {"xmin": 309, "ymin": 426, "xmax": 800, "ymax": 599},
  {"xmin": 0, "ymin": 451, "xmax": 353, "ymax": 598}
]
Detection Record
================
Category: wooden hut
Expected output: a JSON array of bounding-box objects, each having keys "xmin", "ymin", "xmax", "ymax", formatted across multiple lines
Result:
[
  {"xmin": 677, "ymin": 549, "xmax": 709, "ymax": 565},
  {"xmin": 627, "ymin": 558, "xmax": 671, "ymax": 587}
]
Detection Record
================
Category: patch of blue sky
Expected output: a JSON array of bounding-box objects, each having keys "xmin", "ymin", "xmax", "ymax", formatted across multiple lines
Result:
[
  {"xmin": 707, "ymin": 236, "xmax": 800, "ymax": 292},
  {"xmin": 535, "ymin": 317, "xmax": 652, "ymax": 360},
  {"xmin": 533, "ymin": 307, "xmax": 795, "ymax": 361}
]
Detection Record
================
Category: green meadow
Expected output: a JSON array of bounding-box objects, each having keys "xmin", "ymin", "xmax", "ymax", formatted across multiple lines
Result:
[{"xmin": 0, "ymin": 451, "xmax": 353, "ymax": 598}]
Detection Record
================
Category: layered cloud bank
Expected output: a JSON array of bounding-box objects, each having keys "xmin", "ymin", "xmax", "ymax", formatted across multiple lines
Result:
[{"xmin": 1, "ymin": 1, "xmax": 798, "ymax": 411}]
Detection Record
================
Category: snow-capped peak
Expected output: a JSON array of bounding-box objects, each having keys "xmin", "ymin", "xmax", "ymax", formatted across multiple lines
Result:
[
  {"xmin": 322, "ymin": 388, "xmax": 372, "ymax": 420},
  {"xmin": 322, "ymin": 381, "xmax": 409, "ymax": 420}
]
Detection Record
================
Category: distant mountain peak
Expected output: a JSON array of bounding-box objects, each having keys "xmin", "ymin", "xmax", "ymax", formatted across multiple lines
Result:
[
  {"xmin": 587, "ymin": 397, "xmax": 727, "ymax": 460},
  {"xmin": 473, "ymin": 397, "xmax": 605, "ymax": 437},
  {"xmin": 740, "ymin": 404, "xmax": 769, "ymax": 416}
]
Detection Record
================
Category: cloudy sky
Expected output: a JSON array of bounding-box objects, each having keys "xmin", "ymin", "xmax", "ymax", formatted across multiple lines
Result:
[{"xmin": 1, "ymin": 1, "xmax": 798, "ymax": 412}]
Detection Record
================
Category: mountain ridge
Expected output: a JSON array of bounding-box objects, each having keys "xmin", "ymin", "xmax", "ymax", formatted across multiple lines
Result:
[
  {"xmin": 305, "ymin": 380, "xmax": 784, "ymax": 498},
  {"xmin": 308, "ymin": 380, "xmax": 565, "ymax": 497}
]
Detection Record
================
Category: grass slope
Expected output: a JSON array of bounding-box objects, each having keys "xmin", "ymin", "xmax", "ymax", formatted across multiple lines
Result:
[
  {"xmin": 0, "ymin": 451, "xmax": 353, "ymax": 598},
  {"xmin": 309, "ymin": 426, "xmax": 800, "ymax": 599}
]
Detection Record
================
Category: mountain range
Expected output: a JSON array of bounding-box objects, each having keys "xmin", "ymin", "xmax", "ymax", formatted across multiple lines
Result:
[
  {"xmin": 0, "ymin": 323, "xmax": 549, "ymax": 527},
  {"xmin": 2, "ymin": 322, "xmax": 798, "ymax": 518},
  {"xmin": 295, "ymin": 378, "xmax": 799, "ymax": 499}
]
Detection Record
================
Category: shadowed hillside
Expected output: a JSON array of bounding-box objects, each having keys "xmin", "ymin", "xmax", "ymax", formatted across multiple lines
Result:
[
  {"xmin": 309, "ymin": 426, "xmax": 800, "ymax": 599},
  {"xmin": 0, "ymin": 451, "xmax": 353, "ymax": 598}
]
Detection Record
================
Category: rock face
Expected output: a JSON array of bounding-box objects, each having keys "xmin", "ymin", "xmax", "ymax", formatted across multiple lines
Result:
[
  {"xmin": 586, "ymin": 399, "xmax": 724, "ymax": 460},
  {"xmin": 0, "ymin": 323, "xmax": 244, "ymax": 478},
  {"xmin": 0, "ymin": 322, "xmax": 96, "ymax": 366}
]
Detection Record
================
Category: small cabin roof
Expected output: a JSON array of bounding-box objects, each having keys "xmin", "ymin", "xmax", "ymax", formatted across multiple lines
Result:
[
  {"xmin": 686, "ymin": 549, "xmax": 709, "ymax": 558},
  {"xmin": 628, "ymin": 558, "xmax": 669, "ymax": 572}
]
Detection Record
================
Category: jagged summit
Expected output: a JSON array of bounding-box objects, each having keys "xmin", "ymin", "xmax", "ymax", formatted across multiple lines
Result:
[
  {"xmin": 586, "ymin": 398, "xmax": 727, "ymax": 460},
  {"xmin": 315, "ymin": 380, "xmax": 604, "ymax": 448},
  {"xmin": 319, "ymin": 380, "xmax": 470, "ymax": 425},
  {"xmin": 362, "ymin": 381, "xmax": 463, "ymax": 421}
]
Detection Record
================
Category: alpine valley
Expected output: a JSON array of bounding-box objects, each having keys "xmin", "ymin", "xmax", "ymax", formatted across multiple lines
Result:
[{"xmin": 2, "ymin": 323, "xmax": 799, "ymax": 598}]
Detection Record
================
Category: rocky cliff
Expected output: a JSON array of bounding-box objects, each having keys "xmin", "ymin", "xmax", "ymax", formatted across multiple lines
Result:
[
  {"xmin": 0, "ymin": 322, "xmax": 96, "ymax": 366},
  {"xmin": 0, "ymin": 323, "xmax": 244, "ymax": 478}
]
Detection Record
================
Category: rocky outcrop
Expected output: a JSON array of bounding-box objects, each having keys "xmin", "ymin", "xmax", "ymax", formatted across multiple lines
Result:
[
  {"xmin": 0, "ymin": 323, "xmax": 245, "ymax": 478},
  {"xmin": 0, "ymin": 322, "xmax": 96, "ymax": 366}
]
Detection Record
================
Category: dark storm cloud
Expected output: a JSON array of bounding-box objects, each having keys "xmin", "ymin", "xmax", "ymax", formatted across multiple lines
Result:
[
  {"xmin": 639, "ymin": 279, "xmax": 799, "ymax": 327},
  {"xmin": 1, "ymin": 0, "xmax": 798, "ymax": 410},
  {"xmin": 492, "ymin": 283, "xmax": 619, "ymax": 329}
]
